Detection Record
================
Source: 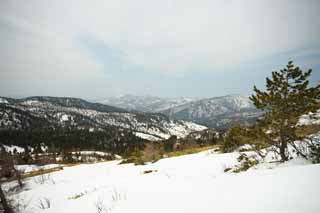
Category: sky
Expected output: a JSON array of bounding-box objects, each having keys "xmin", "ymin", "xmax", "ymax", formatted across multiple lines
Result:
[{"xmin": 0, "ymin": 0, "xmax": 319, "ymax": 99}]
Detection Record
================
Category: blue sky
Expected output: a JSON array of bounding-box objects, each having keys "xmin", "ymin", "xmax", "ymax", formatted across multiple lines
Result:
[
  {"xmin": 0, "ymin": 0, "xmax": 319, "ymax": 99},
  {"xmin": 80, "ymin": 36, "xmax": 320, "ymax": 98}
]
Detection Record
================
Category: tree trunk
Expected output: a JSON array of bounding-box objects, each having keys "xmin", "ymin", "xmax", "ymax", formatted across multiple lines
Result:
[
  {"xmin": 13, "ymin": 167, "xmax": 23, "ymax": 188},
  {"xmin": 279, "ymin": 132, "xmax": 288, "ymax": 162},
  {"xmin": 0, "ymin": 183, "xmax": 13, "ymax": 213}
]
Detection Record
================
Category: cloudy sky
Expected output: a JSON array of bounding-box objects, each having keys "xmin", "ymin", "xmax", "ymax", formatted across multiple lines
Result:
[{"xmin": 0, "ymin": 0, "xmax": 319, "ymax": 99}]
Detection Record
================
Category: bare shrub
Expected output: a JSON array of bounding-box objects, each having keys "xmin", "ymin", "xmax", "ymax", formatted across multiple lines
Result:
[
  {"xmin": 33, "ymin": 173, "xmax": 55, "ymax": 185},
  {"xmin": 68, "ymin": 191, "xmax": 87, "ymax": 200},
  {"xmin": 12, "ymin": 196, "xmax": 32, "ymax": 212},
  {"xmin": 94, "ymin": 189, "xmax": 126, "ymax": 213},
  {"xmin": 111, "ymin": 189, "xmax": 126, "ymax": 202},
  {"xmin": 94, "ymin": 198, "xmax": 111, "ymax": 213},
  {"xmin": 37, "ymin": 197, "xmax": 51, "ymax": 209}
]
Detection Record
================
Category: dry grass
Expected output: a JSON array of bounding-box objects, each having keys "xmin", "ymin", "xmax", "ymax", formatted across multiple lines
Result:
[
  {"xmin": 22, "ymin": 166, "xmax": 64, "ymax": 178},
  {"xmin": 68, "ymin": 192, "xmax": 87, "ymax": 200},
  {"xmin": 167, "ymin": 145, "xmax": 219, "ymax": 158},
  {"xmin": 296, "ymin": 124, "xmax": 320, "ymax": 137},
  {"xmin": 17, "ymin": 161, "xmax": 110, "ymax": 181}
]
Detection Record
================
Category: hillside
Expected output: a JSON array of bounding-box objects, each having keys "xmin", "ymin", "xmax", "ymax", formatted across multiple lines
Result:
[{"xmin": 0, "ymin": 96, "xmax": 206, "ymax": 140}]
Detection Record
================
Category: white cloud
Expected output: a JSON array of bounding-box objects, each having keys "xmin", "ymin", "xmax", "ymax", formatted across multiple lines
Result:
[{"xmin": 0, "ymin": 0, "xmax": 319, "ymax": 97}]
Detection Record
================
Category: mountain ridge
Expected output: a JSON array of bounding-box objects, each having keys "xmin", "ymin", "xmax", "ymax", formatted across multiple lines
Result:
[
  {"xmin": 99, "ymin": 94, "xmax": 262, "ymax": 129},
  {"xmin": 99, "ymin": 94, "xmax": 200, "ymax": 113},
  {"xmin": 0, "ymin": 96, "xmax": 207, "ymax": 141}
]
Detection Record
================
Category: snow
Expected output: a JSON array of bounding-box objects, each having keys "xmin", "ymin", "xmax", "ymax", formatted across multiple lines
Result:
[
  {"xmin": 235, "ymin": 144, "xmax": 253, "ymax": 151},
  {"xmin": 2, "ymin": 145, "xmax": 25, "ymax": 153},
  {"xmin": 298, "ymin": 109, "xmax": 320, "ymax": 126},
  {"xmin": 21, "ymin": 100, "xmax": 40, "ymax": 105},
  {"xmin": 61, "ymin": 114, "xmax": 69, "ymax": 121},
  {"xmin": 0, "ymin": 97, "xmax": 8, "ymax": 104},
  {"xmin": 70, "ymin": 151, "xmax": 113, "ymax": 157},
  {"xmin": 6, "ymin": 149, "xmax": 320, "ymax": 213},
  {"xmin": 99, "ymin": 94, "xmax": 254, "ymax": 115},
  {"xmin": 128, "ymin": 120, "xmax": 206, "ymax": 141},
  {"xmin": 134, "ymin": 132, "xmax": 161, "ymax": 141}
]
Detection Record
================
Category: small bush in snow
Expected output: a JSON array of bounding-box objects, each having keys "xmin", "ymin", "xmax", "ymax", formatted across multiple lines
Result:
[
  {"xmin": 234, "ymin": 153, "xmax": 259, "ymax": 173},
  {"xmin": 94, "ymin": 198, "xmax": 111, "ymax": 213},
  {"xmin": 111, "ymin": 189, "xmax": 126, "ymax": 202},
  {"xmin": 13, "ymin": 196, "xmax": 32, "ymax": 212},
  {"xmin": 37, "ymin": 197, "xmax": 51, "ymax": 209},
  {"xmin": 224, "ymin": 153, "xmax": 259, "ymax": 173},
  {"xmin": 68, "ymin": 192, "xmax": 87, "ymax": 200},
  {"xmin": 120, "ymin": 150, "xmax": 146, "ymax": 166},
  {"xmin": 33, "ymin": 173, "xmax": 55, "ymax": 185},
  {"xmin": 310, "ymin": 144, "xmax": 320, "ymax": 163}
]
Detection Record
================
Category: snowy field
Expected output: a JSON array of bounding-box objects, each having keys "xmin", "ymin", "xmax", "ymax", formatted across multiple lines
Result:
[{"xmin": 7, "ymin": 149, "xmax": 320, "ymax": 213}]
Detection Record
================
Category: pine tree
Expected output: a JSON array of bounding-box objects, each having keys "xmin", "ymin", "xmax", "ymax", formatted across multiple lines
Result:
[
  {"xmin": 250, "ymin": 61, "xmax": 320, "ymax": 161},
  {"xmin": 221, "ymin": 124, "xmax": 245, "ymax": 153}
]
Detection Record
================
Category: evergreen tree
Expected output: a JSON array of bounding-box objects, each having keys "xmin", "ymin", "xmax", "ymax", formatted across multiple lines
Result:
[
  {"xmin": 250, "ymin": 61, "xmax": 320, "ymax": 161},
  {"xmin": 221, "ymin": 123, "xmax": 247, "ymax": 153}
]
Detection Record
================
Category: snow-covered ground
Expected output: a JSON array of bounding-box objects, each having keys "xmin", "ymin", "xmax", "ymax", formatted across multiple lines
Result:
[
  {"xmin": 6, "ymin": 149, "xmax": 320, "ymax": 213},
  {"xmin": 298, "ymin": 109, "xmax": 320, "ymax": 126}
]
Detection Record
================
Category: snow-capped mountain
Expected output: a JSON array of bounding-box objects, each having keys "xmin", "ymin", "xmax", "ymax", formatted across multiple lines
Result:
[
  {"xmin": 162, "ymin": 95, "xmax": 253, "ymax": 116},
  {"xmin": 100, "ymin": 94, "xmax": 261, "ymax": 129},
  {"xmin": 161, "ymin": 95, "xmax": 262, "ymax": 129},
  {"xmin": 99, "ymin": 94, "xmax": 198, "ymax": 112},
  {"xmin": 0, "ymin": 96, "xmax": 206, "ymax": 140}
]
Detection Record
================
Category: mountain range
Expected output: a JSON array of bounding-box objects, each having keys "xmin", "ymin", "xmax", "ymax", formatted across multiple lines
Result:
[
  {"xmin": 99, "ymin": 95, "xmax": 199, "ymax": 113},
  {"xmin": 0, "ymin": 94, "xmax": 262, "ymax": 142},
  {"xmin": 99, "ymin": 94, "xmax": 262, "ymax": 129},
  {"xmin": 0, "ymin": 96, "xmax": 206, "ymax": 141}
]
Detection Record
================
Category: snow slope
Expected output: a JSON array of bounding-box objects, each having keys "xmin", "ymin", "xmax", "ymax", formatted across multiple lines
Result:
[{"xmin": 6, "ymin": 149, "xmax": 320, "ymax": 213}]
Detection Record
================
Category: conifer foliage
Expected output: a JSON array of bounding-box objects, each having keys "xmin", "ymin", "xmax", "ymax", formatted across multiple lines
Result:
[
  {"xmin": 250, "ymin": 61, "xmax": 320, "ymax": 161},
  {"xmin": 221, "ymin": 124, "xmax": 246, "ymax": 153}
]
